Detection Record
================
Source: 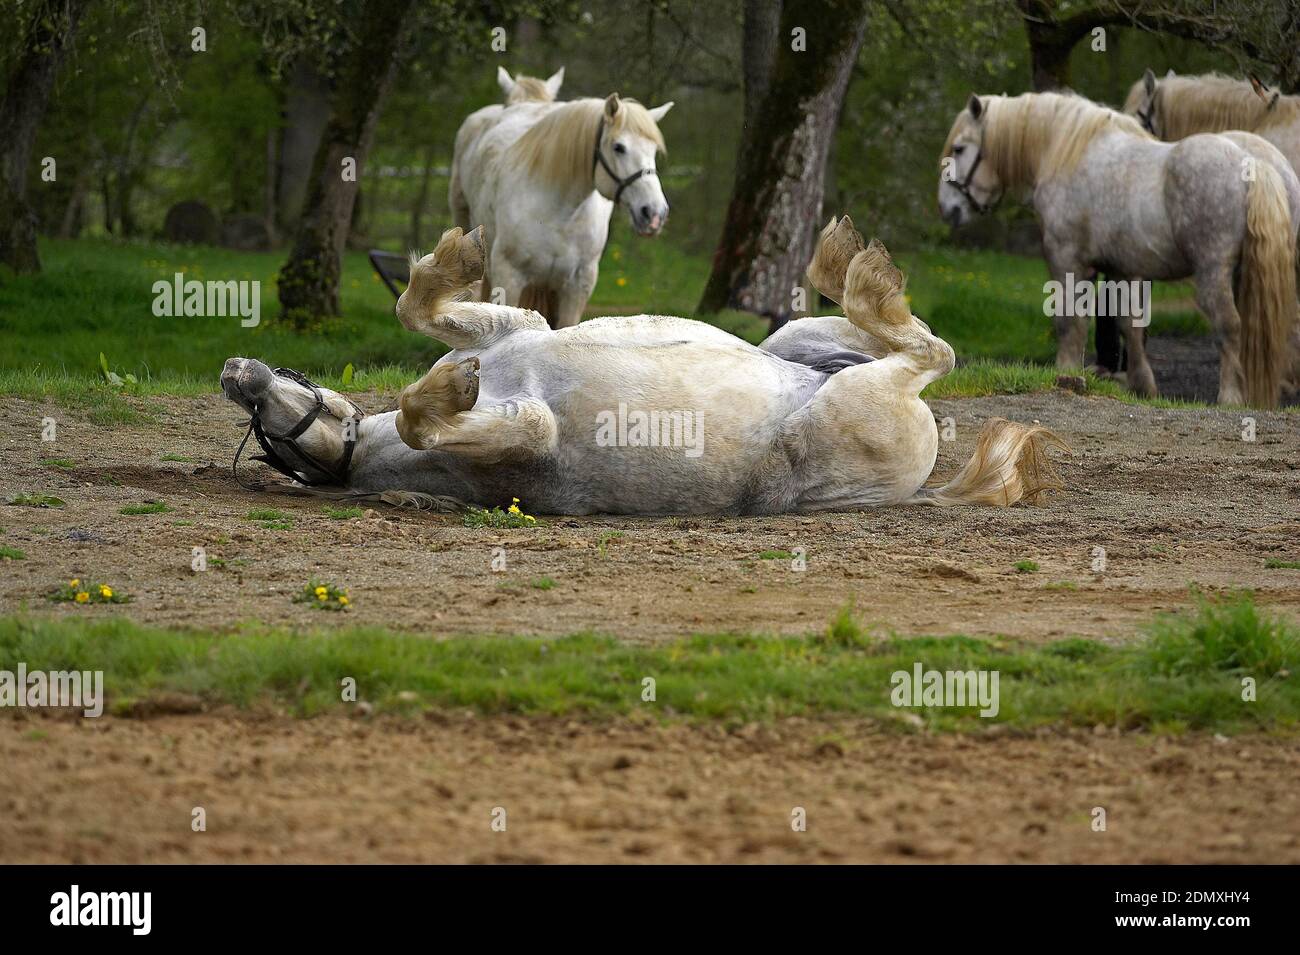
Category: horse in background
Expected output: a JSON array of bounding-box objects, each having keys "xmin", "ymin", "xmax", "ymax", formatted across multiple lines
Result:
[
  {"xmin": 938, "ymin": 91, "xmax": 1298, "ymax": 407},
  {"xmin": 448, "ymin": 73, "xmax": 673, "ymax": 329},
  {"xmin": 1124, "ymin": 70, "xmax": 1300, "ymax": 173}
]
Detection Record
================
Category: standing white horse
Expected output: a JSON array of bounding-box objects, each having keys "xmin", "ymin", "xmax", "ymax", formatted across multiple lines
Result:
[
  {"xmin": 222, "ymin": 218, "xmax": 1065, "ymax": 514},
  {"xmin": 1124, "ymin": 70, "xmax": 1300, "ymax": 173},
  {"xmin": 938, "ymin": 91, "xmax": 1298, "ymax": 407},
  {"xmin": 449, "ymin": 83, "xmax": 673, "ymax": 329}
]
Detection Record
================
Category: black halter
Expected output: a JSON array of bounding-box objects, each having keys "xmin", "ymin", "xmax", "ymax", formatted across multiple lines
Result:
[
  {"xmin": 233, "ymin": 367, "xmax": 363, "ymax": 489},
  {"xmin": 592, "ymin": 117, "xmax": 654, "ymax": 204},
  {"xmin": 951, "ymin": 131, "xmax": 1001, "ymax": 215},
  {"xmin": 1136, "ymin": 104, "xmax": 1157, "ymax": 136}
]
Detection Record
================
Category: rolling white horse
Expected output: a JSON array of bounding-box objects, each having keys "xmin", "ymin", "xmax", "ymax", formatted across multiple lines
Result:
[
  {"xmin": 1124, "ymin": 70, "xmax": 1300, "ymax": 173},
  {"xmin": 448, "ymin": 78, "xmax": 673, "ymax": 329},
  {"xmin": 939, "ymin": 91, "xmax": 1298, "ymax": 407},
  {"xmin": 221, "ymin": 218, "xmax": 1064, "ymax": 515}
]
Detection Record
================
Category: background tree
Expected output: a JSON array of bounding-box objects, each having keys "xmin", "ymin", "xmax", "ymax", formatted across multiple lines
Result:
[
  {"xmin": 698, "ymin": 0, "xmax": 869, "ymax": 329},
  {"xmin": 0, "ymin": 0, "xmax": 90, "ymax": 273}
]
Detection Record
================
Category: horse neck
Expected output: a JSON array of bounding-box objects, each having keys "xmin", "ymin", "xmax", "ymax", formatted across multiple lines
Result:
[
  {"xmin": 507, "ymin": 103, "xmax": 599, "ymax": 205},
  {"xmin": 347, "ymin": 411, "xmax": 473, "ymax": 495}
]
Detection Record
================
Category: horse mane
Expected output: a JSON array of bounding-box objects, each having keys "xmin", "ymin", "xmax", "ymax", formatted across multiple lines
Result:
[
  {"xmin": 949, "ymin": 92, "xmax": 1152, "ymax": 188},
  {"xmin": 1130, "ymin": 73, "xmax": 1300, "ymax": 139},
  {"xmin": 507, "ymin": 74, "xmax": 555, "ymax": 105},
  {"xmin": 508, "ymin": 98, "xmax": 665, "ymax": 188}
]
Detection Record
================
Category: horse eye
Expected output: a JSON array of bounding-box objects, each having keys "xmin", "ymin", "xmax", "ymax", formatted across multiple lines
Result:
[
  {"xmin": 953, "ymin": 144, "xmax": 966, "ymax": 156},
  {"xmin": 613, "ymin": 142, "xmax": 626, "ymax": 155}
]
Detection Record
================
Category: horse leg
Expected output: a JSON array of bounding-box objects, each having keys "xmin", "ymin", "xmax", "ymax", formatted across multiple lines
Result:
[
  {"xmin": 1119, "ymin": 311, "xmax": 1158, "ymax": 397},
  {"xmin": 551, "ymin": 265, "xmax": 597, "ymax": 329},
  {"xmin": 397, "ymin": 227, "xmax": 548, "ymax": 350},
  {"xmin": 1043, "ymin": 247, "xmax": 1089, "ymax": 369},
  {"xmin": 395, "ymin": 356, "xmax": 557, "ymax": 461},
  {"xmin": 1195, "ymin": 267, "xmax": 1247, "ymax": 405}
]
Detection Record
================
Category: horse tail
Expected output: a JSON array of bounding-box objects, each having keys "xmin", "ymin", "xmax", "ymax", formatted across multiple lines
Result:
[
  {"xmin": 904, "ymin": 418, "xmax": 1069, "ymax": 507},
  {"xmin": 520, "ymin": 284, "xmax": 559, "ymax": 327},
  {"xmin": 1238, "ymin": 161, "xmax": 1297, "ymax": 408}
]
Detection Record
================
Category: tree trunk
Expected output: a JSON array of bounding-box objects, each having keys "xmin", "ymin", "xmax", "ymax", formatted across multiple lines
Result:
[
  {"xmin": 0, "ymin": 0, "xmax": 88, "ymax": 274},
  {"xmin": 697, "ymin": 0, "xmax": 869, "ymax": 327},
  {"xmin": 409, "ymin": 143, "xmax": 435, "ymax": 250},
  {"xmin": 277, "ymin": 0, "xmax": 415, "ymax": 324},
  {"xmin": 740, "ymin": 0, "xmax": 782, "ymax": 131}
]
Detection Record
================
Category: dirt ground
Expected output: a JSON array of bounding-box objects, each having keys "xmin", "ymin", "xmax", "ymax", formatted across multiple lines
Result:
[
  {"xmin": 3, "ymin": 388, "xmax": 1298, "ymax": 643},
  {"xmin": 3, "ymin": 711, "xmax": 1298, "ymax": 863},
  {"xmin": 2, "ymin": 382, "xmax": 1299, "ymax": 864}
]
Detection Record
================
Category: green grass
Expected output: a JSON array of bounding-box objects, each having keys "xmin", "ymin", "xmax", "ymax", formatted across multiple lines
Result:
[
  {"xmin": 758, "ymin": 550, "xmax": 796, "ymax": 560},
  {"xmin": 119, "ymin": 502, "xmax": 171, "ymax": 515},
  {"xmin": 1014, "ymin": 560, "xmax": 1039, "ymax": 574},
  {"xmin": 6, "ymin": 493, "xmax": 65, "ymax": 508},
  {"xmin": 530, "ymin": 577, "xmax": 556, "ymax": 590},
  {"xmin": 41, "ymin": 458, "xmax": 75, "ymax": 469},
  {"xmin": 2, "ymin": 594, "xmax": 1292, "ymax": 732},
  {"xmin": 324, "ymin": 505, "xmax": 365, "ymax": 520},
  {"xmin": 0, "ymin": 546, "xmax": 25, "ymax": 560},
  {"xmin": 160, "ymin": 453, "xmax": 196, "ymax": 463},
  {"xmin": 0, "ymin": 236, "xmax": 1213, "ymax": 403},
  {"xmin": 1264, "ymin": 558, "xmax": 1300, "ymax": 570},
  {"xmin": 245, "ymin": 508, "xmax": 290, "ymax": 522}
]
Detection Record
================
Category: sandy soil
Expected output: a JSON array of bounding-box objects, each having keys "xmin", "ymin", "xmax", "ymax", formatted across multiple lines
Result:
[
  {"xmin": 3, "ymin": 389, "xmax": 1298, "ymax": 643},
  {"xmin": 2, "ymin": 385, "xmax": 1298, "ymax": 864},
  {"xmin": 3, "ymin": 711, "xmax": 1297, "ymax": 863}
]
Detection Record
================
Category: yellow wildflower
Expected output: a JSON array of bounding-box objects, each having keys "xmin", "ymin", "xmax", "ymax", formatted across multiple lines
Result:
[
  {"xmin": 338, "ymin": 596, "xmax": 350, "ymax": 606},
  {"xmin": 508, "ymin": 504, "xmax": 521, "ymax": 515},
  {"xmin": 75, "ymin": 591, "xmax": 89, "ymax": 603},
  {"xmin": 525, "ymin": 515, "xmax": 536, "ymax": 523},
  {"xmin": 616, "ymin": 277, "xmax": 627, "ymax": 287},
  {"xmin": 99, "ymin": 585, "xmax": 113, "ymax": 599},
  {"xmin": 70, "ymin": 578, "xmax": 80, "ymax": 588},
  {"xmin": 317, "ymin": 592, "xmax": 327, "ymax": 601},
  {"xmin": 315, "ymin": 586, "xmax": 328, "ymax": 597}
]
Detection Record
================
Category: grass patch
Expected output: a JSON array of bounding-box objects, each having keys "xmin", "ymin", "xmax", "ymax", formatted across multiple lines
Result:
[
  {"xmin": 6, "ymin": 493, "xmax": 65, "ymax": 508},
  {"xmin": 1264, "ymin": 558, "xmax": 1300, "ymax": 570},
  {"xmin": 41, "ymin": 458, "xmax": 75, "ymax": 469},
  {"xmin": 530, "ymin": 577, "xmax": 556, "ymax": 590},
  {"xmin": 324, "ymin": 505, "xmax": 365, "ymax": 520},
  {"xmin": 0, "ymin": 546, "xmax": 25, "ymax": 560},
  {"xmin": 160, "ymin": 453, "xmax": 196, "ymax": 463},
  {"xmin": 1014, "ymin": 560, "xmax": 1039, "ymax": 574},
  {"xmin": 758, "ymin": 550, "xmax": 796, "ymax": 561},
  {"xmin": 462, "ymin": 502, "xmax": 538, "ymax": 528},
  {"xmin": 119, "ymin": 502, "xmax": 170, "ymax": 515},
  {"xmin": 2, "ymin": 595, "xmax": 1293, "ymax": 730}
]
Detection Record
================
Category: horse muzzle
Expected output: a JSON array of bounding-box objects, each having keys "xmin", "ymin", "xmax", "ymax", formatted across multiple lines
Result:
[
  {"xmin": 631, "ymin": 202, "xmax": 668, "ymax": 237},
  {"xmin": 221, "ymin": 357, "xmax": 273, "ymax": 410}
]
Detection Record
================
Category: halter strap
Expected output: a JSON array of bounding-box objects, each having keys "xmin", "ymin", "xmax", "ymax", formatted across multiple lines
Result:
[
  {"xmin": 950, "ymin": 128, "xmax": 1001, "ymax": 216},
  {"xmin": 233, "ymin": 367, "xmax": 363, "ymax": 489},
  {"xmin": 592, "ymin": 117, "xmax": 653, "ymax": 204}
]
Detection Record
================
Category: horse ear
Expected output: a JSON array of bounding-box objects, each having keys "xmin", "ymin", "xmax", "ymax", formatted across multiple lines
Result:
[
  {"xmin": 647, "ymin": 101, "xmax": 674, "ymax": 123},
  {"xmin": 967, "ymin": 93, "xmax": 983, "ymax": 121},
  {"xmin": 545, "ymin": 66, "xmax": 565, "ymax": 97},
  {"xmin": 1249, "ymin": 72, "xmax": 1271, "ymax": 99},
  {"xmin": 1143, "ymin": 68, "xmax": 1157, "ymax": 96},
  {"xmin": 1165, "ymin": 68, "xmax": 1176, "ymax": 78},
  {"xmin": 497, "ymin": 66, "xmax": 515, "ymax": 97},
  {"xmin": 604, "ymin": 93, "xmax": 622, "ymax": 119}
]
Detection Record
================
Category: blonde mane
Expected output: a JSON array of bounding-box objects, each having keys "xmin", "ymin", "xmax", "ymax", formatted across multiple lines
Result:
[
  {"xmin": 509, "ymin": 98, "xmax": 666, "ymax": 187},
  {"xmin": 507, "ymin": 75, "xmax": 555, "ymax": 105},
  {"xmin": 1127, "ymin": 73, "xmax": 1300, "ymax": 139},
  {"xmin": 944, "ymin": 92, "xmax": 1152, "ymax": 188}
]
